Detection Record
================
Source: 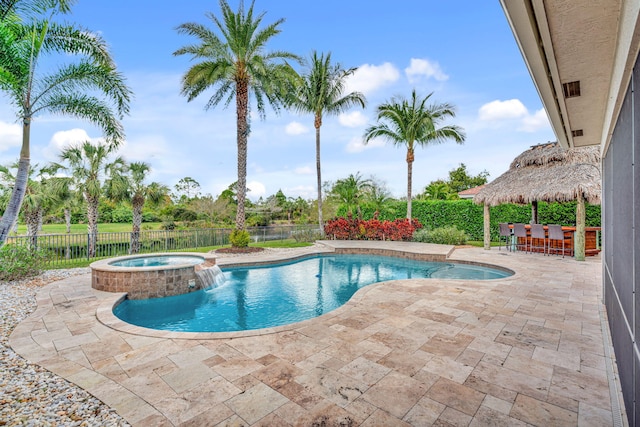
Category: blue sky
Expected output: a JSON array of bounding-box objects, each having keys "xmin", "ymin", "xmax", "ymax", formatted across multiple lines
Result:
[{"xmin": 0, "ymin": 0, "xmax": 555, "ymax": 201}]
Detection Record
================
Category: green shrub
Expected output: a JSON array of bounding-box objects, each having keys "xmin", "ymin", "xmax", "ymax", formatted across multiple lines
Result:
[
  {"xmin": 413, "ymin": 226, "xmax": 468, "ymax": 245},
  {"xmin": 111, "ymin": 206, "xmax": 133, "ymax": 223},
  {"xmin": 0, "ymin": 244, "xmax": 47, "ymax": 281},
  {"xmin": 292, "ymin": 228, "xmax": 324, "ymax": 243},
  {"xmin": 161, "ymin": 218, "xmax": 176, "ymax": 230},
  {"xmin": 229, "ymin": 229, "xmax": 251, "ymax": 248}
]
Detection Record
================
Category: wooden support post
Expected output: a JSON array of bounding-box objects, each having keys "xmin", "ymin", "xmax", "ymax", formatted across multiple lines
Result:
[
  {"xmin": 483, "ymin": 203, "xmax": 491, "ymax": 250},
  {"xmin": 575, "ymin": 193, "xmax": 586, "ymax": 261},
  {"xmin": 531, "ymin": 200, "xmax": 538, "ymax": 224}
]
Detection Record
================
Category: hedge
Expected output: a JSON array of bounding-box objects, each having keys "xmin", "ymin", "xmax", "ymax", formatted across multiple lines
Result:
[{"xmin": 338, "ymin": 200, "xmax": 601, "ymax": 241}]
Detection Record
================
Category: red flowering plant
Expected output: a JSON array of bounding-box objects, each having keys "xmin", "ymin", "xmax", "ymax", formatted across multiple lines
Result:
[{"xmin": 324, "ymin": 215, "xmax": 422, "ymax": 241}]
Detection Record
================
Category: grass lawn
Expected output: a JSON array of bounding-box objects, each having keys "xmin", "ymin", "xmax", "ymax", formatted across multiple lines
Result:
[{"xmin": 14, "ymin": 222, "xmax": 164, "ymax": 235}]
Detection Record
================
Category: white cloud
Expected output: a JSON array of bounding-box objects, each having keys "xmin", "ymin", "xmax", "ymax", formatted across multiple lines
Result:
[
  {"xmin": 294, "ymin": 166, "xmax": 313, "ymax": 175},
  {"xmin": 345, "ymin": 136, "xmax": 386, "ymax": 153},
  {"xmin": 519, "ymin": 108, "xmax": 550, "ymax": 132},
  {"xmin": 119, "ymin": 135, "xmax": 169, "ymax": 162},
  {"xmin": 346, "ymin": 62, "xmax": 400, "ymax": 95},
  {"xmin": 478, "ymin": 99, "xmax": 528, "ymax": 121},
  {"xmin": 338, "ymin": 111, "xmax": 368, "ymax": 128},
  {"xmin": 0, "ymin": 121, "xmax": 20, "ymax": 152},
  {"xmin": 285, "ymin": 121, "xmax": 309, "ymax": 136},
  {"xmin": 247, "ymin": 180, "xmax": 266, "ymax": 200},
  {"xmin": 43, "ymin": 128, "xmax": 99, "ymax": 160},
  {"xmin": 478, "ymin": 99, "xmax": 551, "ymax": 133},
  {"xmin": 405, "ymin": 58, "xmax": 449, "ymax": 83}
]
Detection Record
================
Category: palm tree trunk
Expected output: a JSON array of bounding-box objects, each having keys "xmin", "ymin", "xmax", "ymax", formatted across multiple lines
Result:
[
  {"xmin": 235, "ymin": 79, "xmax": 249, "ymax": 231},
  {"xmin": 87, "ymin": 195, "xmax": 99, "ymax": 258},
  {"xmin": 64, "ymin": 208, "xmax": 71, "ymax": 234},
  {"xmin": 25, "ymin": 208, "xmax": 40, "ymax": 249},
  {"xmin": 0, "ymin": 120, "xmax": 31, "ymax": 246},
  {"xmin": 315, "ymin": 115, "xmax": 323, "ymax": 232},
  {"xmin": 130, "ymin": 198, "xmax": 143, "ymax": 254},
  {"xmin": 406, "ymin": 148, "xmax": 414, "ymax": 220},
  {"xmin": 64, "ymin": 207, "xmax": 71, "ymax": 259}
]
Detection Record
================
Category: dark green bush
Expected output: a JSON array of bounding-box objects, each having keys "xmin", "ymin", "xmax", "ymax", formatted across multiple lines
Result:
[
  {"xmin": 229, "ymin": 229, "xmax": 250, "ymax": 248},
  {"xmin": 111, "ymin": 206, "xmax": 133, "ymax": 223},
  {"xmin": 413, "ymin": 226, "xmax": 468, "ymax": 245},
  {"xmin": 0, "ymin": 244, "xmax": 47, "ymax": 281}
]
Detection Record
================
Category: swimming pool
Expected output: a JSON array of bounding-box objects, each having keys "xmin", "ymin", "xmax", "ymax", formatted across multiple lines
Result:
[{"xmin": 113, "ymin": 254, "xmax": 512, "ymax": 333}]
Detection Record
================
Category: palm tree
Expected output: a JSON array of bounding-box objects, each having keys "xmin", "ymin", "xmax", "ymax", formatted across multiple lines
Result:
[
  {"xmin": 287, "ymin": 51, "xmax": 366, "ymax": 230},
  {"xmin": 57, "ymin": 142, "xmax": 126, "ymax": 257},
  {"xmin": 174, "ymin": 0, "xmax": 301, "ymax": 234},
  {"xmin": 0, "ymin": 16, "xmax": 131, "ymax": 246},
  {"xmin": 330, "ymin": 172, "xmax": 372, "ymax": 219},
  {"xmin": 363, "ymin": 90, "xmax": 465, "ymax": 220},
  {"xmin": 0, "ymin": 162, "xmax": 57, "ymax": 247},
  {"xmin": 1, "ymin": 0, "xmax": 74, "ymax": 20},
  {"xmin": 107, "ymin": 162, "xmax": 169, "ymax": 254}
]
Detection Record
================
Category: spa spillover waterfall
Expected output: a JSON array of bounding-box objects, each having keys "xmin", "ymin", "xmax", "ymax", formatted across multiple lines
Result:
[{"xmin": 196, "ymin": 265, "xmax": 226, "ymax": 290}]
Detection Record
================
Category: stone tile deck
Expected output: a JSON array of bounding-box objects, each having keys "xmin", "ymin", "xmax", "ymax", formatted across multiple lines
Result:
[{"xmin": 9, "ymin": 242, "xmax": 623, "ymax": 426}]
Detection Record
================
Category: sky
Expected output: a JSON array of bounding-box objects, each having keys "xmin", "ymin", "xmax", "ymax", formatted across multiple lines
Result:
[{"xmin": 0, "ymin": 0, "xmax": 556, "ymax": 201}]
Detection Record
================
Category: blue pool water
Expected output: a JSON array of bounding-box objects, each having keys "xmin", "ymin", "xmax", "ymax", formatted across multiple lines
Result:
[{"xmin": 113, "ymin": 254, "xmax": 511, "ymax": 333}]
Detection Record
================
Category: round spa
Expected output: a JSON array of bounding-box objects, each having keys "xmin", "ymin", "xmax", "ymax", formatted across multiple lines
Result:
[{"xmin": 90, "ymin": 252, "xmax": 217, "ymax": 299}]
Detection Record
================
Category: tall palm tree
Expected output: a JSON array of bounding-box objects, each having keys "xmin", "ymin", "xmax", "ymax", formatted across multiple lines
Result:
[
  {"xmin": 107, "ymin": 162, "xmax": 169, "ymax": 254},
  {"xmin": 287, "ymin": 51, "xmax": 366, "ymax": 230},
  {"xmin": 174, "ymin": 0, "xmax": 301, "ymax": 233},
  {"xmin": 363, "ymin": 90, "xmax": 465, "ymax": 220},
  {"xmin": 57, "ymin": 142, "xmax": 126, "ymax": 257},
  {"xmin": 0, "ymin": 16, "xmax": 131, "ymax": 246}
]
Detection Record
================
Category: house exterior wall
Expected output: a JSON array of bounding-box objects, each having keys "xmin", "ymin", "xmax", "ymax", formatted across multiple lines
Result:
[{"xmin": 603, "ymin": 49, "xmax": 640, "ymax": 426}]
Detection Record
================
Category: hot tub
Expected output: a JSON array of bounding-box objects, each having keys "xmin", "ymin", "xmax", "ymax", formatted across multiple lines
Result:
[{"xmin": 90, "ymin": 252, "xmax": 217, "ymax": 299}]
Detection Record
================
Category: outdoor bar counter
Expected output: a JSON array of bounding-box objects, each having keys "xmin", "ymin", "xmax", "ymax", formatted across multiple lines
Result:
[{"xmin": 509, "ymin": 224, "xmax": 601, "ymax": 256}]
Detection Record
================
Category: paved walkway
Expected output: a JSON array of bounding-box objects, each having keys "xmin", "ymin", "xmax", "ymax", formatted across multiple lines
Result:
[{"xmin": 9, "ymin": 242, "xmax": 622, "ymax": 426}]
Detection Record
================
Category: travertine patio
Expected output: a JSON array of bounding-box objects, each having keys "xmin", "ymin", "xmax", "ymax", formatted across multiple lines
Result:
[{"xmin": 9, "ymin": 241, "xmax": 623, "ymax": 426}]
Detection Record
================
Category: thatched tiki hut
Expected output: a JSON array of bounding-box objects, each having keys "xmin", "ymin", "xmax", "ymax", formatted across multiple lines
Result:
[{"xmin": 474, "ymin": 142, "xmax": 601, "ymax": 261}]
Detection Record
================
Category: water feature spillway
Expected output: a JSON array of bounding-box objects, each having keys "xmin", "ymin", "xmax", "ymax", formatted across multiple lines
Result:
[{"xmin": 196, "ymin": 265, "xmax": 227, "ymax": 290}]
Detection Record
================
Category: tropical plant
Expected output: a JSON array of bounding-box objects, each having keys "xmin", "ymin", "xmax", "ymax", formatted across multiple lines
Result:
[
  {"xmin": 0, "ymin": 242, "xmax": 46, "ymax": 281},
  {"xmin": 421, "ymin": 180, "xmax": 456, "ymax": 200},
  {"xmin": 413, "ymin": 226, "xmax": 468, "ymax": 245},
  {"xmin": 287, "ymin": 51, "xmax": 366, "ymax": 230},
  {"xmin": 363, "ymin": 89, "xmax": 465, "ymax": 220},
  {"xmin": 329, "ymin": 172, "xmax": 372, "ymax": 219},
  {"xmin": 0, "ymin": 0, "xmax": 74, "ymax": 20},
  {"xmin": 0, "ymin": 162, "xmax": 57, "ymax": 246},
  {"xmin": 174, "ymin": 0, "xmax": 301, "ymax": 233},
  {"xmin": 0, "ymin": 13, "xmax": 131, "ymax": 246},
  {"xmin": 57, "ymin": 142, "xmax": 127, "ymax": 257},
  {"xmin": 106, "ymin": 162, "xmax": 170, "ymax": 254}
]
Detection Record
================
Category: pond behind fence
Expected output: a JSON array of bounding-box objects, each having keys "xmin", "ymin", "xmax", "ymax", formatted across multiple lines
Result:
[{"xmin": 5, "ymin": 225, "xmax": 321, "ymax": 268}]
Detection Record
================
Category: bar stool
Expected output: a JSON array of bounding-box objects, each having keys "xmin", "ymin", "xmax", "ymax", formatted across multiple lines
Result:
[
  {"xmin": 547, "ymin": 224, "xmax": 570, "ymax": 257},
  {"xmin": 529, "ymin": 224, "xmax": 546, "ymax": 255},
  {"xmin": 513, "ymin": 223, "xmax": 528, "ymax": 252},
  {"xmin": 498, "ymin": 223, "xmax": 512, "ymax": 251}
]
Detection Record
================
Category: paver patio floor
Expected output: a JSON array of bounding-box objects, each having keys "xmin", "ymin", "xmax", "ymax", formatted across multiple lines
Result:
[{"xmin": 9, "ymin": 242, "xmax": 623, "ymax": 426}]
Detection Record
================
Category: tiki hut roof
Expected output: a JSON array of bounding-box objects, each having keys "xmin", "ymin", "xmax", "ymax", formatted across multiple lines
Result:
[{"xmin": 473, "ymin": 142, "xmax": 601, "ymax": 207}]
